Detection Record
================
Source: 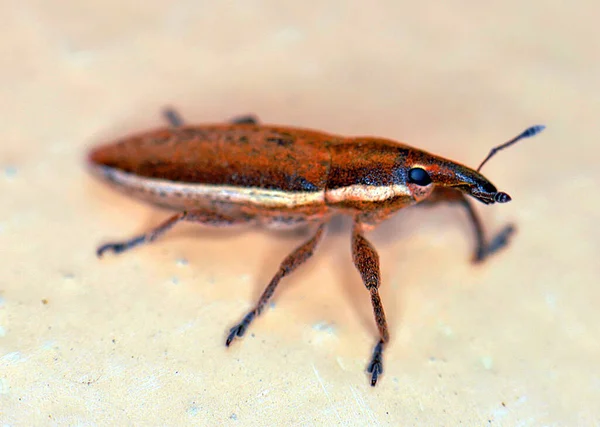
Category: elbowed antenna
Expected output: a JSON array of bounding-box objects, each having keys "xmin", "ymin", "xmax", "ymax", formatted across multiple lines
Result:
[{"xmin": 476, "ymin": 125, "xmax": 546, "ymax": 172}]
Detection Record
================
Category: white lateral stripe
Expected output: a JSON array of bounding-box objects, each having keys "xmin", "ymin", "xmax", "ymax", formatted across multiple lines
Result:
[
  {"xmin": 94, "ymin": 166, "xmax": 325, "ymax": 208},
  {"xmin": 325, "ymin": 184, "xmax": 410, "ymax": 203}
]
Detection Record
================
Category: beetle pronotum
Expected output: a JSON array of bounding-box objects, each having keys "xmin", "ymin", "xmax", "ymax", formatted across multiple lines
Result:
[{"xmin": 88, "ymin": 108, "xmax": 544, "ymax": 386}]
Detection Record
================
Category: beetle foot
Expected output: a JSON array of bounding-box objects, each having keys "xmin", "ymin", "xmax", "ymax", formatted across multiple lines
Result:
[
  {"xmin": 473, "ymin": 224, "xmax": 516, "ymax": 263},
  {"xmin": 96, "ymin": 236, "xmax": 146, "ymax": 257},
  {"xmin": 367, "ymin": 340, "xmax": 384, "ymax": 386},
  {"xmin": 162, "ymin": 107, "xmax": 184, "ymax": 127},
  {"xmin": 225, "ymin": 311, "xmax": 256, "ymax": 346},
  {"xmin": 230, "ymin": 114, "xmax": 259, "ymax": 125}
]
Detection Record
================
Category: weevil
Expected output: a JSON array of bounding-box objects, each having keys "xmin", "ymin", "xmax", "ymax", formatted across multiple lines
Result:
[{"xmin": 88, "ymin": 108, "xmax": 544, "ymax": 386}]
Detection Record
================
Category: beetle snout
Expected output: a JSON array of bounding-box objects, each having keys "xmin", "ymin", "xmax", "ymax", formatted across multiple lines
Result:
[
  {"xmin": 467, "ymin": 180, "xmax": 511, "ymax": 205},
  {"xmin": 451, "ymin": 168, "xmax": 511, "ymax": 205},
  {"xmin": 470, "ymin": 188, "xmax": 512, "ymax": 204}
]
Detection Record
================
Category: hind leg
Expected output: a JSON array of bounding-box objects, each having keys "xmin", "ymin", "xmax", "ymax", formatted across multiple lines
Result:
[
  {"xmin": 97, "ymin": 209, "xmax": 255, "ymax": 257},
  {"xmin": 161, "ymin": 107, "xmax": 259, "ymax": 127}
]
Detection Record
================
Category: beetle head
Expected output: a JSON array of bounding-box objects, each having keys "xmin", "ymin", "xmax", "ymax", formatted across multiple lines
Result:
[
  {"xmin": 403, "ymin": 157, "xmax": 509, "ymax": 204},
  {"xmin": 402, "ymin": 125, "xmax": 544, "ymax": 204}
]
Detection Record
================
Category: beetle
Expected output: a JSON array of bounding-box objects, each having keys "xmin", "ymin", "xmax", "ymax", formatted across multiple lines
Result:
[{"xmin": 88, "ymin": 108, "xmax": 544, "ymax": 386}]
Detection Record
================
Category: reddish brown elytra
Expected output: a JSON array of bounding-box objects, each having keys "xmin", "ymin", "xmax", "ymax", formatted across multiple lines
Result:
[{"xmin": 88, "ymin": 108, "xmax": 544, "ymax": 386}]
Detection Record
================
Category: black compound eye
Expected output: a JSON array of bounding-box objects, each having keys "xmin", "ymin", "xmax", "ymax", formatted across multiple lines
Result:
[{"xmin": 408, "ymin": 167, "xmax": 432, "ymax": 186}]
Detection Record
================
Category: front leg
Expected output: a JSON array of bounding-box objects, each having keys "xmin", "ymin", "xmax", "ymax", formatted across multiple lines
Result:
[
  {"xmin": 351, "ymin": 219, "xmax": 390, "ymax": 387},
  {"xmin": 421, "ymin": 187, "xmax": 515, "ymax": 263}
]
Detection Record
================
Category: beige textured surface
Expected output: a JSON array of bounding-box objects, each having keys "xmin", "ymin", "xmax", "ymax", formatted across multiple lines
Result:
[{"xmin": 1, "ymin": 1, "xmax": 598, "ymax": 425}]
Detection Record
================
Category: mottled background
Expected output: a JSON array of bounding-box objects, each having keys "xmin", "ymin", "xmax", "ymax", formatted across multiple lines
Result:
[{"xmin": 1, "ymin": 1, "xmax": 598, "ymax": 425}]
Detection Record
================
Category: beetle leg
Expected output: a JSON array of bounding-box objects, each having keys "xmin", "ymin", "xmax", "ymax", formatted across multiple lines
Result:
[
  {"xmin": 162, "ymin": 107, "xmax": 185, "ymax": 127},
  {"xmin": 96, "ymin": 210, "xmax": 254, "ymax": 257},
  {"xmin": 225, "ymin": 222, "xmax": 326, "ymax": 346},
  {"xmin": 420, "ymin": 187, "xmax": 515, "ymax": 263},
  {"xmin": 230, "ymin": 114, "xmax": 259, "ymax": 125},
  {"xmin": 351, "ymin": 219, "xmax": 389, "ymax": 387},
  {"xmin": 459, "ymin": 195, "xmax": 514, "ymax": 263},
  {"xmin": 161, "ymin": 108, "xmax": 258, "ymax": 126}
]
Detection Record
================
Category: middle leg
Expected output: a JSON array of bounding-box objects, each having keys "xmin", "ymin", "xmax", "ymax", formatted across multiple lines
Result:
[{"xmin": 225, "ymin": 222, "xmax": 327, "ymax": 346}]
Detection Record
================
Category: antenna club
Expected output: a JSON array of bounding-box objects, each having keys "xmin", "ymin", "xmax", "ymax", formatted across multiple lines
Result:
[
  {"xmin": 494, "ymin": 192, "xmax": 511, "ymax": 203},
  {"xmin": 522, "ymin": 124, "xmax": 546, "ymax": 138}
]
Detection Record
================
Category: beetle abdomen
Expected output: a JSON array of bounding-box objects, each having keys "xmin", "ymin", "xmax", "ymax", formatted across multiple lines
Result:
[{"xmin": 88, "ymin": 124, "xmax": 337, "ymax": 215}]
